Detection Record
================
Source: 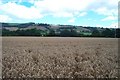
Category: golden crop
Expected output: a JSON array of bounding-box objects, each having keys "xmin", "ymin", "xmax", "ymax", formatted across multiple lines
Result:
[{"xmin": 2, "ymin": 37, "xmax": 118, "ymax": 78}]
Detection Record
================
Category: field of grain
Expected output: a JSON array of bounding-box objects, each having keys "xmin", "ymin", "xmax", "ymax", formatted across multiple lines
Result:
[{"xmin": 2, "ymin": 37, "xmax": 118, "ymax": 78}]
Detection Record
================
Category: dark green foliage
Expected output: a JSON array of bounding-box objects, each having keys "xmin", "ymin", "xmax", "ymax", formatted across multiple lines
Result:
[
  {"xmin": 16, "ymin": 28, "xmax": 42, "ymax": 36},
  {"xmin": 1, "ymin": 22, "xmax": 119, "ymax": 38},
  {"xmin": 38, "ymin": 23, "xmax": 50, "ymax": 27},
  {"xmin": 60, "ymin": 29, "xmax": 78, "ymax": 37},
  {"xmin": 0, "ymin": 29, "xmax": 2, "ymax": 36},
  {"xmin": 2, "ymin": 22, "xmax": 35, "ymax": 28},
  {"xmin": 2, "ymin": 28, "xmax": 44, "ymax": 36},
  {"xmin": 101, "ymin": 28, "xmax": 115, "ymax": 38},
  {"xmin": 2, "ymin": 29, "xmax": 18, "ymax": 36},
  {"xmin": 2, "ymin": 28, "xmax": 119, "ymax": 38},
  {"xmin": 48, "ymin": 29, "xmax": 56, "ymax": 36},
  {"xmin": 92, "ymin": 29, "xmax": 101, "ymax": 37},
  {"xmin": 116, "ymin": 28, "xmax": 120, "ymax": 38}
]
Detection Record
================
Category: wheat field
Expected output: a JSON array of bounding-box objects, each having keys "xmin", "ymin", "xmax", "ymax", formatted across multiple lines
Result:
[{"xmin": 2, "ymin": 37, "xmax": 118, "ymax": 78}]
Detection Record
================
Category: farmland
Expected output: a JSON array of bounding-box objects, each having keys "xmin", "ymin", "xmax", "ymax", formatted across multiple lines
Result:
[{"xmin": 2, "ymin": 37, "xmax": 118, "ymax": 78}]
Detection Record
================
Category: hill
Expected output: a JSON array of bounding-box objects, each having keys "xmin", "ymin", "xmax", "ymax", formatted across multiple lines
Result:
[{"xmin": 1, "ymin": 22, "xmax": 120, "ymax": 38}]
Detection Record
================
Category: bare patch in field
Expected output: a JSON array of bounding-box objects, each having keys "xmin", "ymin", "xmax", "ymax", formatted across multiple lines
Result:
[{"xmin": 2, "ymin": 37, "xmax": 118, "ymax": 78}]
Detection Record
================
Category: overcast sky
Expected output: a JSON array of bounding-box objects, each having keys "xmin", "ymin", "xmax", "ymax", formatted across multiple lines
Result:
[{"xmin": 0, "ymin": 0, "xmax": 119, "ymax": 28}]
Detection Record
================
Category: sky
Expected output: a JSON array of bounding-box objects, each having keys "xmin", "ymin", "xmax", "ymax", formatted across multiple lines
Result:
[{"xmin": 0, "ymin": 0, "xmax": 119, "ymax": 28}]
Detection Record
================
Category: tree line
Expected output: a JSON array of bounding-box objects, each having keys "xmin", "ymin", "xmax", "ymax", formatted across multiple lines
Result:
[{"xmin": 2, "ymin": 28, "xmax": 120, "ymax": 38}]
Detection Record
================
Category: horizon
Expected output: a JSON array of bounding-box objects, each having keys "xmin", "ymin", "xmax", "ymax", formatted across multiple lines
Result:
[
  {"xmin": 0, "ymin": 0, "xmax": 119, "ymax": 28},
  {"xmin": 2, "ymin": 22, "xmax": 118, "ymax": 29}
]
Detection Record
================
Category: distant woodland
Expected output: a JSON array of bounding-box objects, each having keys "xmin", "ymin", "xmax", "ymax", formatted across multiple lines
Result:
[{"xmin": 1, "ymin": 22, "xmax": 120, "ymax": 38}]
